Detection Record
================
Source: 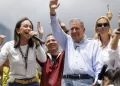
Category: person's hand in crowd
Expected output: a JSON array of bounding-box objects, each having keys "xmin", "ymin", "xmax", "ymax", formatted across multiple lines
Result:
[
  {"xmin": 58, "ymin": 19, "xmax": 69, "ymax": 34},
  {"xmin": 49, "ymin": 0, "xmax": 60, "ymax": 15},
  {"xmin": 60, "ymin": 23, "xmax": 67, "ymax": 32},
  {"xmin": 37, "ymin": 21, "xmax": 44, "ymax": 39},
  {"xmin": 118, "ymin": 11, "xmax": 120, "ymax": 28},
  {"xmin": 0, "ymin": 35, "xmax": 6, "ymax": 45},
  {"xmin": 106, "ymin": 5, "xmax": 113, "ymax": 21}
]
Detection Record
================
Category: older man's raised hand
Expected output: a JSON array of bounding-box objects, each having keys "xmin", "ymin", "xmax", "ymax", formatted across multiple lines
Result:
[{"xmin": 49, "ymin": 0, "xmax": 60, "ymax": 15}]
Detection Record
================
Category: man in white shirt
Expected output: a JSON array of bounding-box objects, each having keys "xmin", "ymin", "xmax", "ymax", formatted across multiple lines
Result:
[{"xmin": 49, "ymin": 0, "xmax": 102, "ymax": 86}]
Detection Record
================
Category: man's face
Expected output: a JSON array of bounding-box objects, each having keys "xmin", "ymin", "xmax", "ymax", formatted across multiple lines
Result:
[
  {"xmin": 45, "ymin": 35, "xmax": 59, "ymax": 52},
  {"xmin": 69, "ymin": 21, "xmax": 85, "ymax": 42}
]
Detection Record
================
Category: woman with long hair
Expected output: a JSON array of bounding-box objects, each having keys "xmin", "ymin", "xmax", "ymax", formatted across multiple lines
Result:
[
  {"xmin": 0, "ymin": 17, "xmax": 46, "ymax": 86},
  {"xmin": 94, "ymin": 15, "xmax": 114, "ymax": 69}
]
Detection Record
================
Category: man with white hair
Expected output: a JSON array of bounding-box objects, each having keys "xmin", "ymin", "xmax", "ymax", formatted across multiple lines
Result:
[{"xmin": 49, "ymin": 0, "xmax": 102, "ymax": 85}]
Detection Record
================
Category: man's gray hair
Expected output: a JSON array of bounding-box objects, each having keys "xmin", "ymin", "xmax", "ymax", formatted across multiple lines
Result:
[{"xmin": 69, "ymin": 18, "xmax": 84, "ymax": 28}]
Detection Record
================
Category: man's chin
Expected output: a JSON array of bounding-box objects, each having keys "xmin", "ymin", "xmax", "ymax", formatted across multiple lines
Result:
[{"xmin": 50, "ymin": 48, "xmax": 57, "ymax": 51}]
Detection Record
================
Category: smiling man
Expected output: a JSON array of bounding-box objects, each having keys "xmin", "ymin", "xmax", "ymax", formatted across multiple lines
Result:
[
  {"xmin": 49, "ymin": 0, "xmax": 102, "ymax": 86},
  {"xmin": 37, "ymin": 34, "xmax": 65, "ymax": 86}
]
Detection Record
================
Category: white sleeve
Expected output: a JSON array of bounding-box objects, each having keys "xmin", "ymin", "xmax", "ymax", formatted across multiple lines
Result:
[
  {"xmin": 107, "ymin": 45, "xmax": 119, "ymax": 60},
  {"xmin": 0, "ymin": 42, "xmax": 9, "ymax": 66},
  {"xmin": 50, "ymin": 15, "xmax": 68, "ymax": 50},
  {"xmin": 36, "ymin": 45, "xmax": 46, "ymax": 63}
]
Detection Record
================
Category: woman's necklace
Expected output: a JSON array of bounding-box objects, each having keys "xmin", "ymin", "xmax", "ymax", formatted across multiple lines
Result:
[{"xmin": 19, "ymin": 45, "xmax": 29, "ymax": 70}]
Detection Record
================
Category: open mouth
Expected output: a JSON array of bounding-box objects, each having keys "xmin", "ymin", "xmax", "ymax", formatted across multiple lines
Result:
[
  {"xmin": 50, "ymin": 44, "xmax": 56, "ymax": 47},
  {"xmin": 25, "ymin": 32, "xmax": 29, "ymax": 34},
  {"xmin": 24, "ymin": 32, "xmax": 30, "ymax": 37}
]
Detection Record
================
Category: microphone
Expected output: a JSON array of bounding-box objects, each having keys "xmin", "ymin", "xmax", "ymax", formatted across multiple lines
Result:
[
  {"xmin": 98, "ymin": 64, "xmax": 108, "ymax": 80},
  {"xmin": 32, "ymin": 36, "xmax": 45, "ymax": 44},
  {"xmin": 95, "ymin": 64, "xmax": 108, "ymax": 86}
]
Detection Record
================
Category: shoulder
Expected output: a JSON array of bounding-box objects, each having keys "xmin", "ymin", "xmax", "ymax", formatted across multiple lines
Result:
[
  {"xmin": 89, "ymin": 39, "xmax": 100, "ymax": 46},
  {"xmin": 86, "ymin": 39, "xmax": 97, "ymax": 45},
  {"xmin": 5, "ymin": 40, "xmax": 14, "ymax": 44},
  {"xmin": 87, "ymin": 39, "xmax": 100, "ymax": 50},
  {"xmin": 3, "ymin": 40, "xmax": 14, "ymax": 47},
  {"xmin": 90, "ymin": 39, "xmax": 99, "ymax": 43},
  {"xmin": 59, "ymin": 51, "xmax": 65, "ymax": 57}
]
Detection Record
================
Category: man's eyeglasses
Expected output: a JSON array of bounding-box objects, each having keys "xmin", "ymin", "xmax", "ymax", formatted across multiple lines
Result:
[{"xmin": 97, "ymin": 23, "xmax": 109, "ymax": 27}]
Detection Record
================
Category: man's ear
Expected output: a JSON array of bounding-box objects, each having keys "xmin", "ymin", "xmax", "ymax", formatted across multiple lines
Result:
[{"xmin": 83, "ymin": 28, "xmax": 85, "ymax": 32}]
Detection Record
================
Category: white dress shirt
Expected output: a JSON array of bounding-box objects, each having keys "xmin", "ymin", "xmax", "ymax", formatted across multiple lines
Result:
[
  {"xmin": 0, "ymin": 41, "xmax": 46, "ymax": 80},
  {"xmin": 50, "ymin": 15, "xmax": 102, "ymax": 81},
  {"xmin": 97, "ymin": 39, "xmax": 115, "ymax": 70}
]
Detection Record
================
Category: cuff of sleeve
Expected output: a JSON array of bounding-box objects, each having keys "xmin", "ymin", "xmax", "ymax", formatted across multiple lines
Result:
[
  {"xmin": 36, "ymin": 46, "xmax": 46, "ymax": 63},
  {"xmin": 108, "ymin": 46, "xmax": 119, "ymax": 54},
  {"xmin": 50, "ymin": 14, "xmax": 57, "ymax": 22}
]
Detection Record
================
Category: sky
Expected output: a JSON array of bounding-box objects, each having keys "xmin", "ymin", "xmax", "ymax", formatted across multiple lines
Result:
[{"xmin": 0, "ymin": 0, "xmax": 120, "ymax": 43}]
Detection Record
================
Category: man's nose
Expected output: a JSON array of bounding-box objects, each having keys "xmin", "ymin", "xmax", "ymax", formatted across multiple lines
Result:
[{"xmin": 73, "ymin": 28, "xmax": 76, "ymax": 32}]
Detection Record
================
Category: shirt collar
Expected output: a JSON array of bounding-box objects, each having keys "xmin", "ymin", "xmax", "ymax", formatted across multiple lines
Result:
[
  {"xmin": 73, "ymin": 35, "xmax": 88, "ymax": 46},
  {"xmin": 47, "ymin": 52, "xmax": 61, "ymax": 60}
]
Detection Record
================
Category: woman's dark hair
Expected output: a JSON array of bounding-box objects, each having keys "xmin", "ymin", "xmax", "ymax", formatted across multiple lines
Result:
[
  {"xmin": 14, "ymin": 17, "xmax": 34, "ymax": 48},
  {"xmin": 109, "ymin": 68, "xmax": 120, "ymax": 86},
  {"xmin": 104, "ymin": 69, "xmax": 115, "ymax": 80}
]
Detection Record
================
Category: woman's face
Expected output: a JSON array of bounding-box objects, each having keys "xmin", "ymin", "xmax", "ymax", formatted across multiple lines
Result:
[
  {"xmin": 96, "ymin": 18, "xmax": 110, "ymax": 35},
  {"xmin": 17, "ymin": 20, "xmax": 33, "ymax": 40},
  {"xmin": 103, "ymin": 76, "xmax": 110, "ymax": 86}
]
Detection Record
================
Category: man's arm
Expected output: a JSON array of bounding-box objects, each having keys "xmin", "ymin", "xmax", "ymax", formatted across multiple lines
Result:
[{"xmin": 49, "ymin": 0, "xmax": 68, "ymax": 49}]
